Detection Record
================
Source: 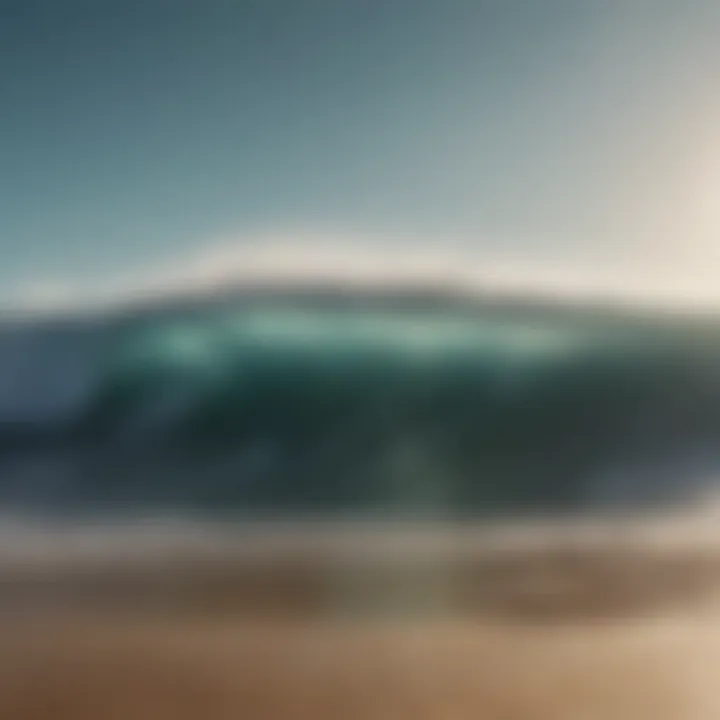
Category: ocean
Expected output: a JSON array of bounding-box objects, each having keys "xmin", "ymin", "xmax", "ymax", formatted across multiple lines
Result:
[{"xmin": 0, "ymin": 287, "xmax": 719, "ymax": 519}]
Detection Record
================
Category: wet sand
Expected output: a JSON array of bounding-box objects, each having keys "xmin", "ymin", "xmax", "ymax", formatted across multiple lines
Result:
[{"xmin": 3, "ymin": 515, "xmax": 720, "ymax": 719}]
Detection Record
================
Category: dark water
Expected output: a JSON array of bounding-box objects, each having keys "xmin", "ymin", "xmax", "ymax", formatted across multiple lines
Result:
[{"xmin": 1, "ymin": 292, "xmax": 720, "ymax": 517}]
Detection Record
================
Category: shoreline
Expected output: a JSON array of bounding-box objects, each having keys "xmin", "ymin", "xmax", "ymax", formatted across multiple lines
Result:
[{"xmin": 2, "ymin": 511, "xmax": 720, "ymax": 621}]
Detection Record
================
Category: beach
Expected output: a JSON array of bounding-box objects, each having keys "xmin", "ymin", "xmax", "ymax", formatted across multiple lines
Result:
[{"xmin": 2, "ymin": 515, "xmax": 720, "ymax": 718}]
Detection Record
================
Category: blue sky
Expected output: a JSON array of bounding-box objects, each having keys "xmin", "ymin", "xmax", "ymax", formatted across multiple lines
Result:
[{"xmin": 3, "ymin": 1, "xmax": 720, "ymax": 308}]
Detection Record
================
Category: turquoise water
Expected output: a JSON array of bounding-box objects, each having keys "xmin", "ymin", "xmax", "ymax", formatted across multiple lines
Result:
[{"xmin": 26, "ymin": 300, "xmax": 713, "ymax": 516}]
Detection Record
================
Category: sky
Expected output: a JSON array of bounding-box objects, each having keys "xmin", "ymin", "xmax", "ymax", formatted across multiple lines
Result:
[{"xmin": 4, "ymin": 0, "xmax": 720, "ymax": 310}]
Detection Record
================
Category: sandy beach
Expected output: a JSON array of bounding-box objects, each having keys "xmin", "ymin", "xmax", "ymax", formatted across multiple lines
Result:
[{"xmin": 2, "ymin": 515, "xmax": 720, "ymax": 719}]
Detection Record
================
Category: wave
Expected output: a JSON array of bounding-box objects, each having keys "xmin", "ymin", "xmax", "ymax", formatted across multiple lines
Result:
[{"xmin": 1, "ymin": 287, "xmax": 720, "ymax": 517}]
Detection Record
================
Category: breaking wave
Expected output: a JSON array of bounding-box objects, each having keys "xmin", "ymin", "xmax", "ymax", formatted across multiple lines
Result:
[{"xmin": 1, "ymin": 288, "xmax": 720, "ymax": 518}]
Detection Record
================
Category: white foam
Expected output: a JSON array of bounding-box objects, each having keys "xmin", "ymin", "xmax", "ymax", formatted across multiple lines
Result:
[{"xmin": 7, "ymin": 230, "xmax": 720, "ymax": 319}]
